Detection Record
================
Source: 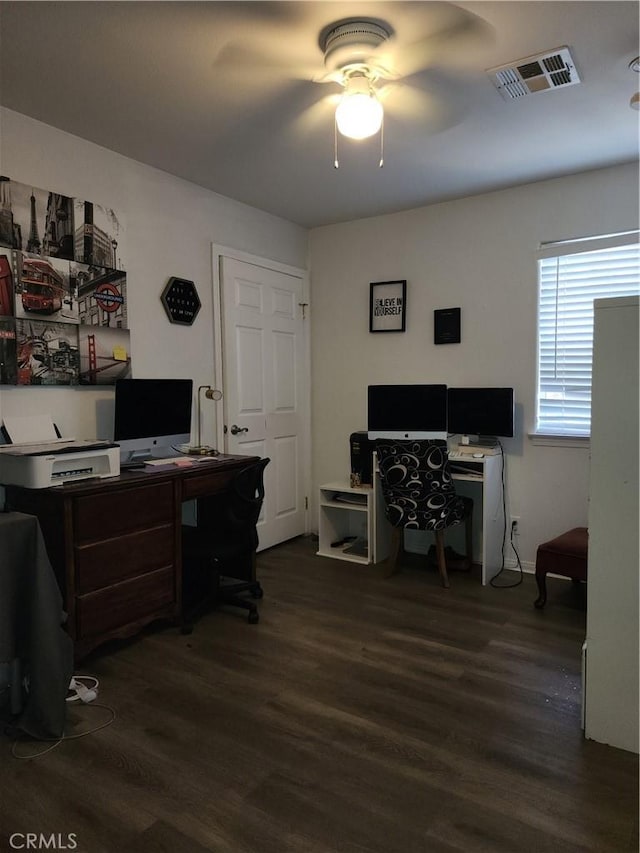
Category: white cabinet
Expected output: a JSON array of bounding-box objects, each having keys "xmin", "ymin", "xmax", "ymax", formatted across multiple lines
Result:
[
  {"xmin": 317, "ymin": 480, "xmax": 393, "ymax": 565},
  {"xmin": 317, "ymin": 482, "xmax": 376, "ymax": 565},
  {"xmin": 585, "ymin": 296, "xmax": 639, "ymax": 753}
]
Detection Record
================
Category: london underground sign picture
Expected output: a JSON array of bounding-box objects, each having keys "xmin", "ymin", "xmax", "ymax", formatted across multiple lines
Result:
[{"xmin": 94, "ymin": 281, "xmax": 124, "ymax": 313}]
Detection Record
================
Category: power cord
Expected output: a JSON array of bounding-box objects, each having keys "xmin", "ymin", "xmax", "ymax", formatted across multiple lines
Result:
[
  {"xmin": 8, "ymin": 674, "xmax": 116, "ymax": 759},
  {"xmin": 490, "ymin": 441, "xmax": 523, "ymax": 589}
]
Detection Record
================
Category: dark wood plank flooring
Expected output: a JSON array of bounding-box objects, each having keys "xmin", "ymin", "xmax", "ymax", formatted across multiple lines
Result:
[{"xmin": 2, "ymin": 536, "xmax": 637, "ymax": 853}]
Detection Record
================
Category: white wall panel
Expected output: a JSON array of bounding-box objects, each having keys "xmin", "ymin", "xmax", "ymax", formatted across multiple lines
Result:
[
  {"xmin": 235, "ymin": 279, "xmax": 263, "ymax": 313},
  {"xmin": 235, "ymin": 326, "xmax": 264, "ymax": 414},
  {"xmin": 273, "ymin": 331, "xmax": 296, "ymax": 412},
  {"xmin": 274, "ymin": 434, "xmax": 298, "ymax": 517},
  {"xmin": 272, "ymin": 286, "xmax": 295, "ymax": 319}
]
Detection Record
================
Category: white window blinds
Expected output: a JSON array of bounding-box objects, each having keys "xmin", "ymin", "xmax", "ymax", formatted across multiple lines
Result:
[{"xmin": 536, "ymin": 234, "xmax": 640, "ymax": 436}]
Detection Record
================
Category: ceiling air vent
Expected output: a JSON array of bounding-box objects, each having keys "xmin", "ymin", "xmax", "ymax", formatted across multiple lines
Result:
[{"xmin": 487, "ymin": 46, "xmax": 580, "ymax": 101}]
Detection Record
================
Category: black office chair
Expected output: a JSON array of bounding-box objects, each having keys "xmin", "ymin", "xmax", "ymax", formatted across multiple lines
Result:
[
  {"xmin": 181, "ymin": 457, "xmax": 270, "ymax": 628},
  {"xmin": 376, "ymin": 439, "xmax": 473, "ymax": 588}
]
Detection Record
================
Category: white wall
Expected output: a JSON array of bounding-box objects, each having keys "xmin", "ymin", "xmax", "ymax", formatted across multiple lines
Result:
[
  {"xmin": 2, "ymin": 107, "xmax": 638, "ymax": 571},
  {"xmin": 308, "ymin": 162, "xmax": 639, "ymax": 568},
  {"xmin": 0, "ymin": 107, "xmax": 308, "ymax": 446}
]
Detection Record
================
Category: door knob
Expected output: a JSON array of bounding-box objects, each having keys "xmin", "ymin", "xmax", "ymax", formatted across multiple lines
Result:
[{"xmin": 230, "ymin": 424, "xmax": 249, "ymax": 435}]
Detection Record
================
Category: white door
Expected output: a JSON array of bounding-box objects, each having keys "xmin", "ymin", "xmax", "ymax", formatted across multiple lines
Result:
[{"xmin": 216, "ymin": 251, "xmax": 309, "ymax": 551}]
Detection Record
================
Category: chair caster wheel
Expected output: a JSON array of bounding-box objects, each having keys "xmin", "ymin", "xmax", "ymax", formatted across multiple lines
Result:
[
  {"xmin": 248, "ymin": 610, "xmax": 259, "ymax": 624},
  {"xmin": 534, "ymin": 597, "xmax": 546, "ymax": 609},
  {"xmin": 252, "ymin": 587, "xmax": 264, "ymax": 599}
]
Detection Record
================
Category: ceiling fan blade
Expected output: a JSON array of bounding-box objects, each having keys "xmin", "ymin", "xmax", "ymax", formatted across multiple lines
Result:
[
  {"xmin": 371, "ymin": 5, "xmax": 494, "ymax": 80},
  {"xmin": 379, "ymin": 82, "xmax": 454, "ymax": 135},
  {"xmin": 290, "ymin": 92, "xmax": 340, "ymax": 137},
  {"xmin": 212, "ymin": 42, "xmax": 321, "ymax": 81}
]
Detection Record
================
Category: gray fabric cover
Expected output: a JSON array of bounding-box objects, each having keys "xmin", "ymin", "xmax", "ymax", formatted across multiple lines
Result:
[{"xmin": 0, "ymin": 511, "xmax": 73, "ymax": 739}]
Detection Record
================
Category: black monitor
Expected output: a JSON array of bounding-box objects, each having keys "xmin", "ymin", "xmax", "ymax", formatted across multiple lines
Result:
[
  {"xmin": 113, "ymin": 378, "xmax": 193, "ymax": 460},
  {"xmin": 447, "ymin": 387, "xmax": 515, "ymax": 439},
  {"xmin": 367, "ymin": 384, "xmax": 448, "ymax": 440}
]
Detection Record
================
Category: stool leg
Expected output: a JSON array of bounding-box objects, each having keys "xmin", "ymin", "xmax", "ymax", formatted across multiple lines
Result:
[
  {"xmin": 464, "ymin": 511, "xmax": 473, "ymax": 568},
  {"xmin": 435, "ymin": 530, "xmax": 450, "ymax": 589},
  {"xmin": 383, "ymin": 527, "xmax": 403, "ymax": 578},
  {"xmin": 534, "ymin": 571, "xmax": 547, "ymax": 609}
]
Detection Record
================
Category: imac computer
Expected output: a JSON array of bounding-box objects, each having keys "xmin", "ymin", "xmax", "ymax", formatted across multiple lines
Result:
[
  {"xmin": 367, "ymin": 384, "xmax": 448, "ymax": 440},
  {"xmin": 113, "ymin": 378, "xmax": 193, "ymax": 461},
  {"xmin": 446, "ymin": 387, "xmax": 515, "ymax": 444}
]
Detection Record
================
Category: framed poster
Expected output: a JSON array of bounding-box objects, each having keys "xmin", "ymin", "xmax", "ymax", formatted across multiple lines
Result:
[
  {"xmin": 434, "ymin": 307, "xmax": 461, "ymax": 344},
  {"xmin": 369, "ymin": 279, "xmax": 406, "ymax": 333}
]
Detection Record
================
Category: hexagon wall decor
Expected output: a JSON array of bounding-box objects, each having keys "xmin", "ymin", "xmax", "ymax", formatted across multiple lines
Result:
[{"xmin": 161, "ymin": 276, "xmax": 201, "ymax": 326}]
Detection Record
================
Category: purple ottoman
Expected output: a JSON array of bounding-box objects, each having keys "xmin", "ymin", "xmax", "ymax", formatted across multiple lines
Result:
[{"xmin": 534, "ymin": 527, "xmax": 588, "ymax": 609}]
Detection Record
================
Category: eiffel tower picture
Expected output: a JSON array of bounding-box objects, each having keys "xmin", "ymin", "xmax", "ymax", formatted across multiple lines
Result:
[
  {"xmin": 1, "ymin": 179, "xmax": 75, "ymax": 260},
  {"xmin": 26, "ymin": 190, "xmax": 41, "ymax": 254}
]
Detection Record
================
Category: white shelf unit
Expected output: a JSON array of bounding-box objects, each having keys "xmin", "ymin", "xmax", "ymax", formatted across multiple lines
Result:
[{"xmin": 317, "ymin": 482, "xmax": 374, "ymax": 565}]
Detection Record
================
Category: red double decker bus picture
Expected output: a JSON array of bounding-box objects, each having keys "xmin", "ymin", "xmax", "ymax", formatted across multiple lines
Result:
[{"xmin": 20, "ymin": 257, "xmax": 65, "ymax": 314}]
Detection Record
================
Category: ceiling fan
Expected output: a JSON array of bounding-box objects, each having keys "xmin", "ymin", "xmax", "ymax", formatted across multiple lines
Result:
[{"xmin": 213, "ymin": 3, "xmax": 493, "ymax": 163}]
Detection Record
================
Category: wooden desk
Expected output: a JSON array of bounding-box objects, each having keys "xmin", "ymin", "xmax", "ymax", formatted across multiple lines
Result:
[{"xmin": 5, "ymin": 454, "xmax": 258, "ymax": 660}]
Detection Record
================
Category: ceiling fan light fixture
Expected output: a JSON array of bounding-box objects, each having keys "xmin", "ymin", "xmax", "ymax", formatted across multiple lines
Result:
[{"xmin": 335, "ymin": 75, "xmax": 383, "ymax": 139}]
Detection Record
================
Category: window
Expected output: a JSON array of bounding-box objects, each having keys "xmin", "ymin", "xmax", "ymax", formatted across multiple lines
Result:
[{"xmin": 536, "ymin": 232, "xmax": 639, "ymax": 437}]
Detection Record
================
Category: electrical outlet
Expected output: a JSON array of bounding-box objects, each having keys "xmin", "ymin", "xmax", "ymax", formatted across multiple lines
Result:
[{"xmin": 511, "ymin": 517, "xmax": 520, "ymax": 535}]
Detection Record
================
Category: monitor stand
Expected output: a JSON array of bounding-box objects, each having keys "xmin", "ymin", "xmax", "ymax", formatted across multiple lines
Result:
[
  {"xmin": 124, "ymin": 446, "xmax": 184, "ymax": 464},
  {"xmin": 462, "ymin": 435, "xmax": 499, "ymax": 448}
]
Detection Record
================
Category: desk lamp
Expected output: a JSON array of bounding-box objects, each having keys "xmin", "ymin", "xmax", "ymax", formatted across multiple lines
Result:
[{"xmin": 187, "ymin": 385, "xmax": 223, "ymax": 455}]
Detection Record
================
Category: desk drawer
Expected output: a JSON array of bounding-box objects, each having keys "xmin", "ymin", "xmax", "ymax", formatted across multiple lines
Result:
[
  {"xmin": 76, "ymin": 566, "xmax": 175, "ymax": 638},
  {"xmin": 181, "ymin": 468, "xmax": 237, "ymax": 501},
  {"xmin": 74, "ymin": 482, "xmax": 174, "ymax": 542},
  {"xmin": 75, "ymin": 524, "xmax": 175, "ymax": 593}
]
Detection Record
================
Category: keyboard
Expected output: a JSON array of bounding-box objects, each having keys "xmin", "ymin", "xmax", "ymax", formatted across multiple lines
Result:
[{"xmin": 448, "ymin": 450, "xmax": 487, "ymax": 460}]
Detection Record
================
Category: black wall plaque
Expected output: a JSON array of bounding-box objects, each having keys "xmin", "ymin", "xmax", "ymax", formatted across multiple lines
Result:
[{"xmin": 434, "ymin": 307, "xmax": 461, "ymax": 345}]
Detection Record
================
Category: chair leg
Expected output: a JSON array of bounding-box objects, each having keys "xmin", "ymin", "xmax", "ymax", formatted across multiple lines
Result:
[
  {"xmin": 383, "ymin": 527, "xmax": 403, "ymax": 578},
  {"xmin": 534, "ymin": 571, "xmax": 547, "ymax": 609},
  {"xmin": 464, "ymin": 512, "xmax": 473, "ymax": 566},
  {"xmin": 434, "ymin": 530, "xmax": 450, "ymax": 589}
]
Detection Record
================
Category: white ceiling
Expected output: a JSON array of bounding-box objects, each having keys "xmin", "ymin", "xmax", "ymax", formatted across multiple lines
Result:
[{"xmin": 0, "ymin": 1, "xmax": 638, "ymax": 228}]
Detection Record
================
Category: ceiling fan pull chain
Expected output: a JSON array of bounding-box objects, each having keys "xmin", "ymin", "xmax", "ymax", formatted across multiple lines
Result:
[
  {"xmin": 334, "ymin": 118, "xmax": 340, "ymax": 169},
  {"xmin": 379, "ymin": 114, "xmax": 384, "ymax": 168}
]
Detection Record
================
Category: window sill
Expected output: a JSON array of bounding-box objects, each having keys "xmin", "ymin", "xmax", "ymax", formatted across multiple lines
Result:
[{"xmin": 529, "ymin": 433, "xmax": 590, "ymax": 449}]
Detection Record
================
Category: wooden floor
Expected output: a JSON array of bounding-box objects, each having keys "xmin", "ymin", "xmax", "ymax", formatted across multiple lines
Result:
[{"xmin": 2, "ymin": 536, "xmax": 638, "ymax": 853}]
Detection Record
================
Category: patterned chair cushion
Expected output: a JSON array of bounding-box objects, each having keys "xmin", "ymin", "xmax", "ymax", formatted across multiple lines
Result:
[{"xmin": 376, "ymin": 440, "xmax": 467, "ymax": 531}]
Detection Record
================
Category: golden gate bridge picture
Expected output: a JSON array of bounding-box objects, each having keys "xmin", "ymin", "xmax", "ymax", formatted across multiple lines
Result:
[{"xmin": 78, "ymin": 325, "xmax": 131, "ymax": 385}]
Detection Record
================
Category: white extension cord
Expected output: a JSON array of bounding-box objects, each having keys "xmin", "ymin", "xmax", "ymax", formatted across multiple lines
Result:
[{"xmin": 67, "ymin": 675, "xmax": 99, "ymax": 703}]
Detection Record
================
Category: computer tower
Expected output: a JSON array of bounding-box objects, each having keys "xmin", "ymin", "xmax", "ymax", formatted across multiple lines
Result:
[{"xmin": 350, "ymin": 431, "xmax": 374, "ymax": 486}]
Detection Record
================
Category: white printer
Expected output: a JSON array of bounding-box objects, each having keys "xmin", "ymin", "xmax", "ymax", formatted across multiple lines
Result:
[{"xmin": 0, "ymin": 440, "xmax": 120, "ymax": 489}]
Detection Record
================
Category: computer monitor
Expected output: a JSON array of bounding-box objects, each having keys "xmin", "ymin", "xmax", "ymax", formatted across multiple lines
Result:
[
  {"xmin": 113, "ymin": 378, "xmax": 193, "ymax": 460},
  {"xmin": 367, "ymin": 384, "xmax": 448, "ymax": 440},
  {"xmin": 446, "ymin": 387, "xmax": 515, "ymax": 440}
]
